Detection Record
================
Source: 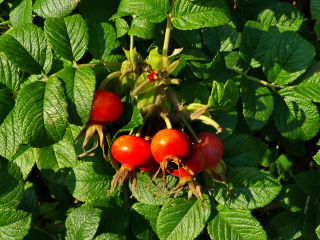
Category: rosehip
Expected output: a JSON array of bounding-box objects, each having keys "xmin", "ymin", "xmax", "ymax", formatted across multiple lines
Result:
[
  {"xmin": 195, "ymin": 132, "xmax": 223, "ymax": 169},
  {"xmin": 151, "ymin": 129, "xmax": 191, "ymax": 165},
  {"xmin": 110, "ymin": 135, "xmax": 151, "ymax": 192},
  {"xmin": 139, "ymin": 157, "xmax": 159, "ymax": 173},
  {"xmin": 89, "ymin": 90, "xmax": 123, "ymax": 124},
  {"xmin": 170, "ymin": 149, "xmax": 205, "ymax": 177},
  {"xmin": 78, "ymin": 90, "xmax": 123, "ymax": 162},
  {"xmin": 150, "ymin": 129, "xmax": 191, "ymax": 181},
  {"xmin": 111, "ymin": 135, "xmax": 151, "ymax": 168}
]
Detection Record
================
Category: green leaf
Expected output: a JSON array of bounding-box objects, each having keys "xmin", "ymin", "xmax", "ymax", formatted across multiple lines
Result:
[
  {"xmin": 202, "ymin": 23, "xmax": 238, "ymax": 54},
  {"xmin": 33, "ymin": 0, "xmax": 77, "ymax": 18},
  {"xmin": 0, "ymin": 24, "xmax": 52, "ymax": 74},
  {"xmin": 24, "ymin": 228, "xmax": 54, "ymax": 240},
  {"xmin": 12, "ymin": 145, "xmax": 37, "ymax": 180},
  {"xmin": 117, "ymin": 0, "xmax": 169, "ymax": 23},
  {"xmin": 113, "ymin": 106, "xmax": 143, "ymax": 140},
  {"xmin": 65, "ymin": 160, "xmax": 114, "ymax": 202},
  {"xmin": 303, "ymin": 204, "xmax": 320, "ymax": 240},
  {"xmin": 79, "ymin": 0, "xmax": 120, "ymax": 22},
  {"xmin": 314, "ymin": 149, "xmax": 320, "ymax": 165},
  {"xmin": 223, "ymin": 134, "xmax": 268, "ymax": 167},
  {"xmin": 9, "ymin": 0, "xmax": 32, "ymax": 28},
  {"xmin": 208, "ymin": 204, "xmax": 267, "ymax": 240},
  {"xmin": 179, "ymin": 78, "xmax": 209, "ymax": 104},
  {"xmin": 240, "ymin": 81, "xmax": 274, "ymax": 131},
  {"xmin": 256, "ymin": 28, "xmax": 315, "ymax": 85},
  {"xmin": 36, "ymin": 139, "xmax": 77, "ymax": 181},
  {"xmin": 257, "ymin": 2, "xmax": 303, "ymax": 32},
  {"xmin": 87, "ymin": 21, "xmax": 120, "ymax": 60},
  {"xmin": 268, "ymin": 211, "xmax": 303, "ymax": 240},
  {"xmin": 315, "ymin": 20, "xmax": 320, "ymax": 40},
  {"xmin": 0, "ymin": 209, "xmax": 31, "ymax": 240},
  {"xmin": 172, "ymin": 29, "xmax": 202, "ymax": 49},
  {"xmin": 208, "ymin": 80, "xmax": 239, "ymax": 110},
  {"xmin": 294, "ymin": 170, "xmax": 320, "ymax": 198},
  {"xmin": 0, "ymin": 83, "xmax": 14, "ymax": 124},
  {"xmin": 132, "ymin": 202, "xmax": 160, "ymax": 232},
  {"xmin": 94, "ymin": 233, "xmax": 126, "ymax": 240},
  {"xmin": 156, "ymin": 195, "xmax": 211, "ymax": 240},
  {"xmin": 213, "ymin": 167, "xmax": 282, "ymax": 210},
  {"xmin": 15, "ymin": 76, "xmax": 68, "ymax": 147},
  {"xmin": 55, "ymin": 67, "xmax": 81, "ymax": 125},
  {"xmin": 172, "ymin": 0, "xmax": 231, "ymax": 30},
  {"xmin": 132, "ymin": 173, "xmax": 178, "ymax": 205},
  {"xmin": 311, "ymin": 0, "xmax": 320, "ymax": 20},
  {"xmin": 275, "ymin": 154, "xmax": 293, "ymax": 181},
  {"xmin": 278, "ymin": 184, "xmax": 307, "ymax": 212},
  {"xmin": 240, "ymin": 21, "xmax": 268, "ymax": 67},
  {"xmin": 115, "ymin": 18, "xmax": 129, "ymax": 38},
  {"xmin": 316, "ymin": 225, "xmax": 320, "ymax": 239},
  {"xmin": 131, "ymin": 202, "xmax": 160, "ymax": 240},
  {"xmin": 281, "ymin": 138, "xmax": 306, "ymax": 157},
  {"xmin": 97, "ymin": 202, "xmax": 129, "ymax": 234},
  {"xmin": 128, "ymin": 17, "xmax": 157, "ymax": 39},
  {"xmin": 210, "ymin": 108, "xmax": 238, "ymax": 140},
  {"xmin": 273, "ymin": 89, "xmax": 320, "ymax": 142},
  {"xmin": 0, "ymin": 53, "xmax": 21, "ymax": 91},
  {"xmin": 292, "ymin": 83, "xmax": 320, "ymax": 103},
  {"xmin": 294, "ymin": 61, "xmax": 320, "ymax": 84},
  {"xmin": 146, "ymin": 47, "xmax": 163, "ymax": 70},
  {"xmin": 78, "ymin": 0, "xmax": 120, "ymax": 22},
  {"xmin": 65, "ymin": 205, "xmax": 102, "ymax": 240},
  {"xmin": 0, "ymin": 110, "xmax": 22, "ymax": 160},
  {"xmin": 18, "ymin": 182, "xmax": 39, "ymax": 215},
  {"xmin": 73, "ymin": 66, "xmax": 96, "ymax": 125},
  {"xmin": 0, "ymin": 157, "xmax": 24, "ymax": 209},
  {"xmin": 188, "ymin": 61, "xmax": 211, "ymax": 79},
  {"xmin": 44, "ymin": 14, "xmax": 89, "ymax": 62}
]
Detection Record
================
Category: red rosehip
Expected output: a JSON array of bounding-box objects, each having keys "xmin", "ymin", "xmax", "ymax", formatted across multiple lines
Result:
[
  {"xmin": 150, "ymin": 129, "xmax": 191, "ymax": 165},
  {"xmin": 89, "ymin": 90, "xmax": 123, "ymax": 124},
  {"xmin": 109, "ymin": 135, "xmax": 151, "ymax": 193},
  {"xmin": 139, "ymin": 157, "xmax": 159, "ymax": 173},
  {"xmin": 111, "ymin": 135, "xmax": 151, "ymax": 169},
  {"xmin": 195, "ymin": 132, "xmax": 223, "ymax": 169}
]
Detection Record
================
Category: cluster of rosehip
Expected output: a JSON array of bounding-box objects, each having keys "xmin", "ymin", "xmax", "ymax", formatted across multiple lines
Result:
[{"xmin": 79, "ymin": 88, "xmax": 223, "ymax": 200}]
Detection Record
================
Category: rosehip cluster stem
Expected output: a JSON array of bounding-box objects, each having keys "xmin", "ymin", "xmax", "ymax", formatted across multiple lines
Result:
[{"xmin": 162, "ymin": 14, "xmax": 172, "ymax": 68}]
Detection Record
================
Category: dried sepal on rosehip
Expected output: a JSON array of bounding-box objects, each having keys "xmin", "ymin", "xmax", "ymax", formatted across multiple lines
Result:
[
  {"xmin": 77, "ymin": 90, "xmax": 123, "ymax": 168},
  {"xmin": 168, "ymin": 148, "xmax": 206, "ymax": 201},
  {"xmin": 109, "ymin": 135, "xmax": 152, "ymax": 193}
]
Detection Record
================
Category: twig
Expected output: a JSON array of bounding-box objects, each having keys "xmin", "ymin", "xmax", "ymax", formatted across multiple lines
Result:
[
  {"xmin": 227, "ymin": 67, "xmax": 293, "ymax": 90},
  {"xmin": 131, "ymin": 78, "xmax": 149, "ymax": 96},
  {"xmin": 77, "ymin": 62, "xmax": 122, "ymax": 68},
  {"xmin": 0, "ymin": 20, "xmax": 9, "ymax": 26},
  {"xmin": 130, "ymin": 35, "xmax": 134, "ymax": 67},
  {"xmin": 198, "ymin": 115, "xmax": 222, "ymax": 134},
  {"xmin": 41, "ymin": 71, "xmax": 49, "ymax": 82},
  {"xmin": 160, "ymin": 113, "xmax": 172, "ymax": 129},
  {"xmin": 98, "ymin": 71, "xmax": 121, "ymax": 90},
  {"xmin": 165, "ymin": 88, "xmax": 198, "ymax": 142},
  {"xmin": 162, "ymin": 14, "xmax": 172, "ymax": 68}
]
